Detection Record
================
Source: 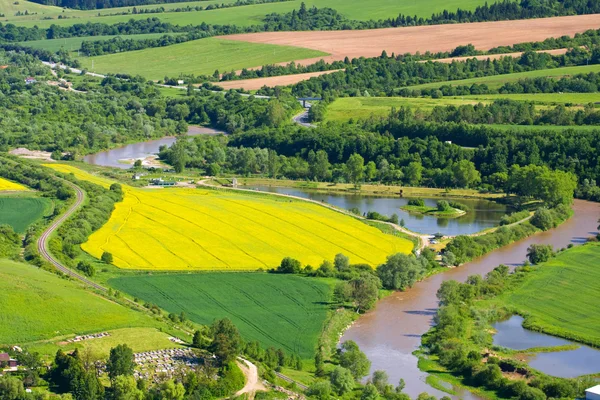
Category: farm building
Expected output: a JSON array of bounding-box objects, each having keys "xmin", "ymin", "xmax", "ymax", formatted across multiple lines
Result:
[
  {"xmin": 0, "ymin": 353, "xmax": 18, "ymax": 368},
  {"xmin": 149, "ymin": 178, "xmax": 175, "ymax": 186},
  {"xmin": 586, "ymin": 386, "xmax": 600, "ymax": 400}
]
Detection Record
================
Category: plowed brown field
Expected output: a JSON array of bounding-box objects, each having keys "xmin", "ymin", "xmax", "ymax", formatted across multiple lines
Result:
[
  {"xmin": 220, "ymin": 15, "xmax": 600, "ymax": 65},
  {"xmin": 215, "ymin": 69, "xmax": 342, "ymax": 90}
]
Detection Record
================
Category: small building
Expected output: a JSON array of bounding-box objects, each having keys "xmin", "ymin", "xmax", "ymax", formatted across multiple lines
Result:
[
  {"xmin": 586, "ymin": 386, "xmax": 600, "ymax": 400},
  {"xmin": 0, "ymin": 353, "xmax": 18, "ymax": 368},
  {"xmin": 25, "ymin": 77, "xmax": 37, "ymax": 85},
  {"xmin": 149, "ymin": 178, "xmax": 175, "ymax": 186},
  {"xmin": 177, "ymin": 79, "xmax": 184, "ymax": 85}
]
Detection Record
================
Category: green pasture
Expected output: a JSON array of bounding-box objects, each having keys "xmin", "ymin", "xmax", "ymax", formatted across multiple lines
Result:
[
  {"xmin": 19, "ymin": 32, "xmax": 183, "ymax": 52},
  {"xmin": 407, "ymin": 64, "xmax": 600, "ymax": 91},
  {"xmin": 461, "ymin": 93, "xmax": 600, "ymax": 106},
  {"xmin": 491, "ymin": 242, "xmax": 600, "ymax": 347},
  {"xmin": 0, "ymin": 259, "xmax": 160, "ymax": 345},
  {"xmin": 6, "ymin": 0, "xmax": 492, "ymax": 28},
  {"xmin": 109, "ymin": 272, "xmax": 333, "ymax": 359},
  {"xmin": 77, "ymin": 37, "xmax": 328, "ymax": 79},
  {"xmin": 0, "ymin": 195, "xmax": 51, "ymax": 233},
  {"xmin": 324, "ymin": 96, "xmax": 492, "ymax": 122},
  {"xmin": 0, "ymin": 0, "xmax": 62, "ymax": 18}
]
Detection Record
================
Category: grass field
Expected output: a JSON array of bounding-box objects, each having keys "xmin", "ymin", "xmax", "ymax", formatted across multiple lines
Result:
[
  {"xmin": 324, "ymin": 97, "xmax": 492, "ymax": 122},
  {"xmin": 77, "ymin": 37, "xmax": 328, "ymax": 79},
  {"xmin": 0, "ymin": 196, "xmax": 51, "ymax": 233},
  {"xmin": 45, "ymin": 164, "xmax": 413, "ymax": 270},
  {"xmin": 5, "ymin": 0, "xmax": 491, "ymax": 28},
  {"xmin": 110, "ymin": 273, "xmax": 332, "ymax": 358},
  {"xmin": 493, "ymin": 242, "xmax": 600, "ymax": 347},
  {"xmin": 407, "ymin": 64, "xmax": 600, "ymax": 91},
  {"xmin": 19, "ymin": 33, "xmax": 184, "ymax": 52},
  {"xmin": 0, "ymin": 258, "xmax": 159, "ymax": 345},
  {"xmin": 27, "ymin": 327, "xmax": 183, "ymax": 358},
  {"xmin": 461, "ymin": 93, "xmax": 600, "ymax": 105},
  {"xmin": 0, "ymin": 177, "xmax": 27, "ymax": 191}
]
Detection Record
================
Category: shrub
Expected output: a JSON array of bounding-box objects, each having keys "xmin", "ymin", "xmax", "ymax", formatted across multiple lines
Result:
[
  {"xmin": 530, "ymin": 208, "xmax": 554, "ymax": 231},
  {"xmin": 101, "ymin": 251, "xmax": 113, "ymax": 264},
  {"xmin": 408, "ymin": 198, "xmax": 425, "ymax": 207},
  {"xmin": 437, "ymin": 200, "xmax": 451, "ymax": 212}
]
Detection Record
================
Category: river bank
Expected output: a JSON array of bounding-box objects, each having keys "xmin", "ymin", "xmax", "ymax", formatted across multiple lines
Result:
[{"xmin": 340, "ymin": 199, "xmax": 599, "ymax": 399}]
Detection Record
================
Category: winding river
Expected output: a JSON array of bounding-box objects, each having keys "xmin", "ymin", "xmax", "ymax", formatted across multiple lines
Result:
[
  {"xmin": 341, "ymin": 200, "xmax": 599, "ymax": 399},
  {"xmin": 82, "ymin": 138, "xmax": 600, "ymax": 398}
]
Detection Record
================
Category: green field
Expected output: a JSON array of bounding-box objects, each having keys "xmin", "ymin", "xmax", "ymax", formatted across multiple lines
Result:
[
  {"xmin": 462, "ymin": 93, "xmax": 600, "ymax": 105},
  {"xmin": 0, "ymin": 259, "xmax": 161, "ymax": 345},
  {"xmin": 407, "ymin": 64, "xmax": 600, "ymax": 91},
  {"xmin": 0, "ymin": 196, "xmax": 51, "ymax": 233},
  {"xmin": 109, "ymin": 273, "xmax": 333, "ymax": 358},
  {"xmin": 494, "ymin": 243, "xmax": 600, "ymax": 347},
  {"xmin": 0, "ymin": 0, "xmax": 62, "ymax": 18},
  {"xmin": 324, "ymin": 96, "xmax": 492, "ymax": 122},
  {"xmin": 6, "ymin": 0, "xmax": 491, "ymax": 28},
  {"xmin": 78, "ymin": 37, "xmax": 328, "ymax": 79},
  {"xmin": 19, "ymin": 33, "xmax": 183, "ymax": 52}
]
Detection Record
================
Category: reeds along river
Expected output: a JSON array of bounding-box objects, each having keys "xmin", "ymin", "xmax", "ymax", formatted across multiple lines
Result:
[{"xmin": 341, "ymin": 200, "xmax": 600, "ymax": 399}]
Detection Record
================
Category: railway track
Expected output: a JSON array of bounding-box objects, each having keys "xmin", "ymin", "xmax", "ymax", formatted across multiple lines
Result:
[{"xmin": 37, "ymin": 180, "xmax": 107, "ymax": 292}]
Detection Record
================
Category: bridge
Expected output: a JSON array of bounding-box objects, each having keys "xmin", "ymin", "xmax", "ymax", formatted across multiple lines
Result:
[{"xmin": 297, "ymin": 97, "xmax": 322, "ymax": 107}]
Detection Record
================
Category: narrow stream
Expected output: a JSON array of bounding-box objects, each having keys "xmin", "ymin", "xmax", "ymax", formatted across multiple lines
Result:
[{"xmin": 341, "ymin": 200, "xmax": 599, "ymax": 399}]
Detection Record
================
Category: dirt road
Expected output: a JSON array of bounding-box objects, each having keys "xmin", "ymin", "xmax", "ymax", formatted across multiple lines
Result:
[
  {"xmin": 220, "ymin": 14, "xmax": 600, "ymax": 65},
  {"xmin": 37, "ymin": 180, "xmax": 107, "ymax": 291},
  {"xmin": 236, "ymin": 358, "xmax": 266, "ymax": 399}
]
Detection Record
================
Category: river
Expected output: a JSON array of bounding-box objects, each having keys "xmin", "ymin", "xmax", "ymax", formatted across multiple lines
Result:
[
  {"xmin": 82, "ymin": 126, "xmax": 224, "ymax": 169},
  {"xmin": 341, "ymin": 200, "xmax": 599, "ymax": 399},
  {"xmin": 245, "ymin": 185, "xmax": 507, "ymax": 236}
]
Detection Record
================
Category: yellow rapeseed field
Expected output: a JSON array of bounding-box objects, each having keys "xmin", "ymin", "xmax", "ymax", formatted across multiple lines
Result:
[
  {"xmin": 0, "ymin": 177, "xmax": 27, "ymax": 191},
  {"xmin": 44, "ymin": 165, "xmax": 413, "ymax": 270}
]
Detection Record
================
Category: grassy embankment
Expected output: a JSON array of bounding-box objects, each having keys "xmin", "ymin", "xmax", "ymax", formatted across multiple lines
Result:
[
  {"xmin": 5, "ymin": 0, "xmax": 491, "ymax": 28},
  {"xmin": 0, "ymin": 258, "xmax": 181, "ymax": 358},
  {"xmin": 401, "ymin": 204, "xmax": 466, "ymax": 218},
  {"xmin": 486, "ymin": 242, "xmax": 600, "ymax": 347},
  {"xmin": 77, "ymin": 37, "xmax": 328, "ymax": 80},
  {"xmin": 237, "ymin": 177, "xmax": 503, "ymax": 199}
]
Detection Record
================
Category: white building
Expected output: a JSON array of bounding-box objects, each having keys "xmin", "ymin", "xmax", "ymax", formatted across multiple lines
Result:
[{"xmin": 586, "ymin": 385, "xmax": 600, "ymax": 400}]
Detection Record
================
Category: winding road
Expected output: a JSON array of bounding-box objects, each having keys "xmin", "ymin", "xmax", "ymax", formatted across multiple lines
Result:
[{"xmin": 37, "ymin": 180, "xmax": 107, "ymax": 292}]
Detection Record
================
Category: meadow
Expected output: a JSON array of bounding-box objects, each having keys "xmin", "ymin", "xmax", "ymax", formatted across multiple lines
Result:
[
  {"xmin": 45, "ymin": 164, "xmax": 413, "ymax": 270},
  {"xmin": 493, "ymin": 242, "xmax": 600, "ymax": 347},
  {"xmin": 78, "ymin": 37, "xmax": 328, "ymax": 79},
  {"xmin": 19, "ymin": 32, "xmax": 184, "ymax": 52},
  {"xmin": 324, "ymin": 97, "xmax": 492, "ymax": 122},
  {"xmin": 407, "ymin": 64, "xmax": 600, "ymax": 91},
  {"xmin": 0, "ymin": 258, "xmax": 159, "ymax": 345},
  {"xmin": 0, "ymin": 196, "xmax": 51, "ymax": 233},
  {"xmin": 0, "ymin": 177, "xmax": 27, "ymax": 191},
  {"xmin": 110, "ymin": 272, "xmax": 332, "ymax": 358},
  {"xmin": 6, "ymin": 0, "xmax": 491, "ymax": 28}
]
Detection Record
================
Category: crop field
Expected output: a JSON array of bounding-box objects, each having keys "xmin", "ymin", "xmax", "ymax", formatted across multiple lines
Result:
[
  {"xmin": 0, "ymin": 196, "xmax": 51, "ymax": 233},
  {"xmin": 221, "ymin": 15, "xmax": 600, "ymax": 65},
  {"xmin": 461, "ymin": 93, "xmax": 600, "ymax": 106},
  {"xmin": 324, "ymin": 97, "xmax": 492, "ymax": 122},
  {"xmin": 110, "ymin": 273, "xmax": 332, "ymax": 358},
  {"xmin": 407, "ymin": 64, "xmax": 600, "ymax": 91},
  {"xmin": 19, "ymin": 33, "xmax": 184, "ymax": 52},
  {"xmin": 0, "ymin": 259, "xmax": 157, "ymax": 345},
  {"xmin": 0, "ymin": 177, "xmax": 27, "ymax": 191},
  {"xmin": 6, "ymin": 0, "xmax": 491, "ymax": 28},
  {"xmin": 45, "ymin": 165, "xmax": 413, "ymax": 270},
  {"xmin": 78, "ymin": 37, "xmax": 328, "ymax": 80},
  {"xmin": 493, "ymin": 243, "xmax": 600, "ymax": 347}
]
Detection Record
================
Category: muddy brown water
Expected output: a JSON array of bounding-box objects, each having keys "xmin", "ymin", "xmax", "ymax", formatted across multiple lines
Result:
[{"xmin": 341, "ymin": 200, "xmax": 599, "ymax": 399}]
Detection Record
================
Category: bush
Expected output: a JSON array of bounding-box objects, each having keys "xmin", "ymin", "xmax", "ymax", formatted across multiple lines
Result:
[
  {"xmin": 437, "ymin": 200, "xmax": 451, "ymax": 212},
  {"xmin": 101, "ymin": 251, "xmax": 113, "ymax": 264},
  {"xmin": 408, "ymin": 198, "xmax": 425, "ymax": 207},
  {"xmin": 530, "ymin": 208, "xmax": 554, "ymax": 231},
  {"xmin": 277, "ymin": 257, "xmax": 301, "ymax": 274}
]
